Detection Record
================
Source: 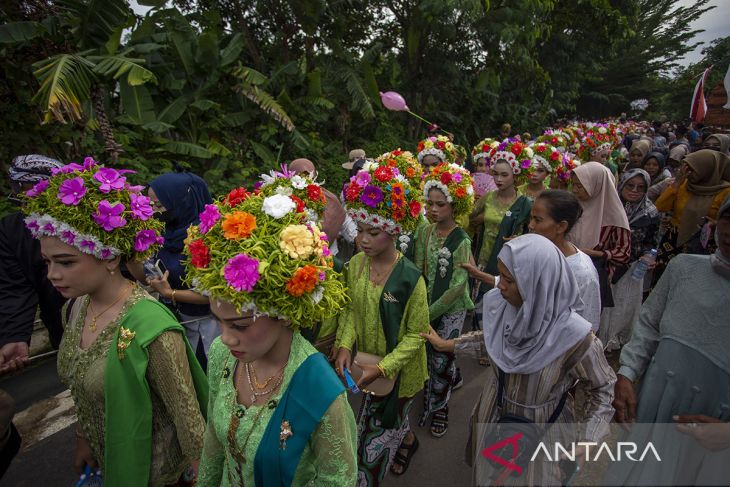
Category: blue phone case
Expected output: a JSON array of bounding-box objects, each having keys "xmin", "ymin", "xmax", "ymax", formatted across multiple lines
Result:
[{"xmin": 343, "ymin": 368, "xmax": 360, "ymax": 393}]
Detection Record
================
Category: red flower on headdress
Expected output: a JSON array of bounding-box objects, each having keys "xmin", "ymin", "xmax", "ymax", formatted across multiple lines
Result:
[
  {"xmin": 374, "ymin": 166, "xmax": 394, "ymax": 182},
  {"xmin": 409, "ymin": 200, "xmax": 421, "ymax": 218},
  {"xmin": 189, "ymin": 239, "xmax": 211, "ymax": 268},
  {"xmin": 290, "ymin": 195, "xmax": 306, "ymax": 213},
  {"xmin": 510, "ymin": 142, "xmax": 524, "ymax": 156},
  {"xmin": 306, "ymin": 184, "xmax": 324, "ymax": 202},
  {"xmin": 440, "ymin": 172, "xmax": 452, "ymax": 184},
  {"xmin": 392, "ymin": 149, "xmax": 403, "ymax": 156},
  {"xmin": 550, "ymin": 151, "xmax": 560, "ymax": 161},
  {"xmin": 436, "ymin": 141, "xmax": 446, "ymax": 150},
  {"xmin": 225, "ymin": 187, "xmax": 250, "ymax": 207},
  {"xmin": 345, "ymin": 183, "xmax": 361, "ymax": 202}
]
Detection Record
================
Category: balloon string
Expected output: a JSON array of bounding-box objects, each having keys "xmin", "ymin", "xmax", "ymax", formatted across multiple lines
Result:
[{"xmin": 406, "ymin": 111, "xmax": 453, "ymax": 138}]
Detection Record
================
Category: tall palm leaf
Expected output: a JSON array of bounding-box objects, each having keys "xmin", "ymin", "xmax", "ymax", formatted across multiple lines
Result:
[{"xmin": 32, "ymin": 54, "xmax": 95, "ymax": 123}]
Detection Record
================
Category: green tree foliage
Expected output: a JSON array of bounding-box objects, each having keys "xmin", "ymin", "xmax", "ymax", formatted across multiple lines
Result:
[{"xmin": 0, "ymin": 0, "xmax": 717, "ymax": 212}]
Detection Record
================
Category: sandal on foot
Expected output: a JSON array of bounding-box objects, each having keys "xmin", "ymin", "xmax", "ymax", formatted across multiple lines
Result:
[
  {"xmin": 390, "ymin": 435, "xmax": 419, "ymax": 476},
  {"xmin": 430, "ymin": 408, "xmax": 448, "ymax": 438}
]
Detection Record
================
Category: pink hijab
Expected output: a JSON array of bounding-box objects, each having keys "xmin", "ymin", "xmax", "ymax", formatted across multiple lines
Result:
[{"xmin": 569, "ymin": 161, "xmax": 630, "ymax": 249}]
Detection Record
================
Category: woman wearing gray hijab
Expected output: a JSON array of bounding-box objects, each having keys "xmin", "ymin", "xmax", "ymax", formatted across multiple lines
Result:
[
  {"xmin": 421, "ymin": 233, "xmax": 616, "ymax": 486},
  {"xmin": 599, "ymin": 169, "xmax": 660, "ymax": 352}
]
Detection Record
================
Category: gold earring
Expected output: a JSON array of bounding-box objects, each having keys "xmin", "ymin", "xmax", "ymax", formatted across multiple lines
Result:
[{"xmin": 109, "ymin": 269, "xmax": 115, "ymax": 275}]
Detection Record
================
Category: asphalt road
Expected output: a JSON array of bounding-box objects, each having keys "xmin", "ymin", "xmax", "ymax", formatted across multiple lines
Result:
[{"xmin": 0, "ymin": 343, "xmax": 490, "ymax": 486}]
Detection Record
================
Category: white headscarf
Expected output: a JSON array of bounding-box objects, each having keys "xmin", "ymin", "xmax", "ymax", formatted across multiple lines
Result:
[{"xmin": 483, "ymin": 234, "xmax": 591, "ymax": 374}]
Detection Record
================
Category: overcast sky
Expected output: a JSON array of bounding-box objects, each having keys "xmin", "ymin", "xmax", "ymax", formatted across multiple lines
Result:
[{"xmin": 677, "ymin": 0, "xmax": 729, "ymax": 66}]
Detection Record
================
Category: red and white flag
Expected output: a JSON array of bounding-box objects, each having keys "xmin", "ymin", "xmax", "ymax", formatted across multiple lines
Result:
[{"xmin": 690, "ymin": 66, "xmax": 712, "ymax": 122}]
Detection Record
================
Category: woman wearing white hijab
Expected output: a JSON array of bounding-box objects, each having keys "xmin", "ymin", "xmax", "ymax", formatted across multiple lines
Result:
[{"xmin": 422, "ymin": 234, "xmax": 616, "ymax": 485}]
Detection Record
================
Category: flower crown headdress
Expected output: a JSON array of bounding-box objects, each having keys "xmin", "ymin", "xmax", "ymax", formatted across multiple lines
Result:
[
  {"xmin": 423, "ymin": 163, "xmax": 475, "ymax": 218},
  {"xmin": 343, "ymin": 160, "xmax": 423, "ymax": 235},
  {"xmin": 254, "ymin": 164, "xmax": 327, "ymax": 223},
  {"xmin": 555, "ymin": 154, "xmax": 581, "ymax": 182},
  {"xmin": 577, "ymin": 131, "xmax": 613, "ymax": 161},
  {"xmin": 471, "ymin": 138, "xmax": 499, "ymax": 167},
  {"xmin": 535, "ymin": 131, "xmax": 570, "ymax": 153},
  {"xmin": 527, "ymin": 143, "xmax": 562, "ymax": 174},
  {"xmin": 184, "ymin": 191, "xmax": 347, "ymax": 328},
  {"xmin": 375, "ymin": 149, "xmax": 423, "ymax": 188},
  {"xmin": 23, "ymin": 157, "xmax": 164, "ymax": 261},
  {"xmin": 489, "ymin": 139, "xmax": 534, "ymax": 175},
  {"xmin": 416, "ymin": 135, "xmax": 456, "ymax": 164}
]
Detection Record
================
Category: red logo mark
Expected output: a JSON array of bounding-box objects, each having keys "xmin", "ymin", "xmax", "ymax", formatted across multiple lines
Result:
[{"xmin": 481, "ymin": 432, "xmax": 524, "ymax": 476}]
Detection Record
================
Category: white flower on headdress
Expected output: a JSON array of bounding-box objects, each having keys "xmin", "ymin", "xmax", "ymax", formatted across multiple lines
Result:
[
  {"xmin": 466, "ymin": 185, "xmax": 474, "ymax": 195},
  {"xmin": 394, "ymin": 174, "xmax": 407, "ymax": 183},
  {"xmin": 524, "ymin": 147, "xmax": 534, "ymax": 158},
  {"xmin": 290, "ymin": 175, "xmax": 307, "ymax": 190},
  {"xmin": 260, "ymin": 171, "xmax": 276, "ymax": 188},
  {"xmin": 262, "ymin": 194, "xmax": 296, "ymax": 219},
  {"xmin": 363, "ymin": 160, "xmax": 378, "ymax": 172},
  {"xmin": 598, "ymin": 127, "xmax": 607, "ymax": 134},
  {"xmin": 310, "ymin": 286, "xmax": 324, "ymax": 304},
  {"xmin": 423, "ymin": 181, "xmax": 453, "ymax": 202},
  {"xmin": 275, "ymin": 185, "xmax": 293, "ymax": 196},
  {"xmin": 305, "ymin": 208, "xmax": 319, "ymax": 223}
]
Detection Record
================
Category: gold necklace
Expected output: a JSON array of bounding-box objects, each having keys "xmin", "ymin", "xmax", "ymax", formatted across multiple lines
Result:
[
  {"xmin": 248, "ymin": 361, "xmax": 288, "ymax": 390},
  {"xmin": 240, "ymin": 360, "xmax": 287, "ymax": 404},
  {"xmin": 368, "ymin": 253, "xmax": 399, "ymax": 286},
  {"xmin": 87, "ymin": 283, "xmax": 132, "ymax": 332}
]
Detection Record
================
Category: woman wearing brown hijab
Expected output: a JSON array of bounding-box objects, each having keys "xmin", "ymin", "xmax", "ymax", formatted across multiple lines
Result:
[
  {"xmin": 654, "ymin": 149, "xmax": 730, "ymax": 281},
  {"xmin": 626, "ymin": 139, "xmax": 651, "ymax": 171},
  {"xmin": 703, "ymin": 133, "xmax": 730, "ymax": 154}
]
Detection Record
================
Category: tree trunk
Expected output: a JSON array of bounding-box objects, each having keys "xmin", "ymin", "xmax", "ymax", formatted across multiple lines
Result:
[{"xmin": 92, "ymin": 85, "xmax": 123, "ymax": 164}]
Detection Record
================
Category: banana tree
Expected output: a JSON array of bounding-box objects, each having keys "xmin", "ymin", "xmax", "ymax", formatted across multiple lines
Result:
[{"xmin": 0, "ymin": 0, "xmax": 157, "ymax": 161}]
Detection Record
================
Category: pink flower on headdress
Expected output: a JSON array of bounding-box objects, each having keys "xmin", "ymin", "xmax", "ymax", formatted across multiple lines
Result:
[
  {"xmin": 83, "ymin": 157, "xmax": 97, "ymax": 171},
  {"xmin": 26, "ymin": 220, "xmax": 40, "ymax": 234},
  {"xmin": 355, "ymin": 171, "xmax": 371, "ymax": 187},
  {"xmin": 42, "ymin": 221, "xmax": 56, "ymax": 234},
  {"xmin": 92, "ymin": 200, "xmax": 127, "ymax": 231},
  {"xmin": 60, "ymin": 230, "xmax": 76, "ymax": 246},
  {"xmin": 199, "ymin": 204, "xmax": 221, "ymax": 234},
  {"xmin": 52, "ymin": 163, "xmax": 83, "ymax": 176},
  {"xmin": 134, "ymin": 229, "xmax": 162, "ymax": 253},
  {"xmin": 79, "ymin": 240, "xmax": 96, "ymax": 252},
  {"xmin": 130, "ymin": 193, "xmax": 154, "ymax": 221},
  {"xmin": 100, "ymin": 248, "xmax": 113, "ymax": 260},
  {"xmin": 93, "ymin": 168, "xmax": 126, "ymax": 193},
  {"xmin": 26, "ymin": 180, "xmax": 49, "ymax": 198},
  {"xmin": 224, "ymin": 254, "xmax": 260, "ymax": 292},
  {"xmin": 521, "ymin": 159, "xmax": 531, "ymax": 169},
  {"xmin": 125, "ymin": 183, "xmax": 145, "ymax": 193},
  {"xmin": 452, "ymin": 172, "xmax": 463, "ymax": 183},
  {"xmin": 58, "ymin": 177, "xmax": 87, "ymax": 206}
]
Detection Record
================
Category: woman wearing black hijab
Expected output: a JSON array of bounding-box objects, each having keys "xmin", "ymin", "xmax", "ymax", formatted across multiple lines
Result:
[{"xmin": 146, "ymin": 172, "xmax": 217, "ymax": 369}]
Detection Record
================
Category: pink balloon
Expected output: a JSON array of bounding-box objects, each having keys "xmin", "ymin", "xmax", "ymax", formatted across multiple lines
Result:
[{"xmin": 380, "ymin": 91, "xmax": 409, "ymax": 111}]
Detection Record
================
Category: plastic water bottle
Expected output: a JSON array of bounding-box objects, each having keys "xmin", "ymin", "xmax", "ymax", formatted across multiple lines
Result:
[{"xmin": 632, "ymin": 248, "xmax": 657, "ymax": 281}]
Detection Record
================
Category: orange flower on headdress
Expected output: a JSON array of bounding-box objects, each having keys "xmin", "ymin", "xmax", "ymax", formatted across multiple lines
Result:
[
  {"xmin": 286, "ymin": 265, "xmax": 319, "ymax": 297},
  {"xmin": 222, "ymin": 211, "xmax": 257, "ymax": 240}
]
